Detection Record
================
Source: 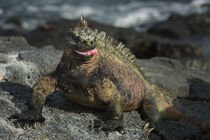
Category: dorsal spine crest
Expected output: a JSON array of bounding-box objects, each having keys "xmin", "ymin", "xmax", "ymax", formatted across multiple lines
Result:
[
  {"xmin": 78, "ymin": 16, "xmax": 88, "ymax": 28},
  {"xmin": 96, "ymin": 31, "xmax": 136, "ymax": 65},
  {"xmin": 98, "ymin": 31, "xmax": 106, "ymax": 40},
  {"xmin": 75, "ymin": 16, "xmax": 136, "ymax": 66}
]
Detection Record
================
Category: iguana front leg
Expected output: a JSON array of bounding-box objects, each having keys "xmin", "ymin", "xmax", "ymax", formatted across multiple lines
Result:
[
  {"xmin": 13, "ymin": 71, "xmax": 58, "ymax": 124},
  {"xmin": 94, "ymin": 78, "xmax": 124, "ymax": 131}
]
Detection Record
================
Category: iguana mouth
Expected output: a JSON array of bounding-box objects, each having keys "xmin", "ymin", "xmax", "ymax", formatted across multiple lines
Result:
[{"xmin": 75, "ymin": 48, "xmax": 98, "ymax": 56}]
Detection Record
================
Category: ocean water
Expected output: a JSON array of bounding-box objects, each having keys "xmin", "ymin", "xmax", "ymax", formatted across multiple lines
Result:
[{"xmin": 0, "ymin": 0, "xmax": 210, "ymax": 31}]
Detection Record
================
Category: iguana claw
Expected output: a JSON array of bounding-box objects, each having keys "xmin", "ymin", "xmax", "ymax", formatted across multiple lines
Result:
[{"xmin": 8, "ymin": 111, "xmax": 45, "ymax": 129}]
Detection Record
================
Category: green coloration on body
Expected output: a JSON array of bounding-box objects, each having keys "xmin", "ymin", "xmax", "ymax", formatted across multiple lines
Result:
[{"xmin": 15, "ymin": 16, "xmax": 210, "ymax": 132}]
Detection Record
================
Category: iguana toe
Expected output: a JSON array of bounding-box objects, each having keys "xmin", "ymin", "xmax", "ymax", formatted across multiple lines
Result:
[{"xmin": 9, "ymin": 111, "xmax": 45, "ymax": 129}]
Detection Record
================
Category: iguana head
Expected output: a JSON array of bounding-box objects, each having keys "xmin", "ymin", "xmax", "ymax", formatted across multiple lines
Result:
[{"xmin": 66, "ymin": 16, "xmax": 98, "ymax": 58}]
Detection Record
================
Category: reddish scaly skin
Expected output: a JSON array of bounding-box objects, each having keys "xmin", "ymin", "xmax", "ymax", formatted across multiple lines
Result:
[
  {"xmin": 55, "ymin": 47, "xmax": 145, "ymax": 112},
  {"xmin": 13, "ymin": 17, "xmax": 210, "ymax": 133}
]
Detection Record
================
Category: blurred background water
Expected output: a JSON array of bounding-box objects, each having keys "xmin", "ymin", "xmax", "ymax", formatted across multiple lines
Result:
[
  {"xmin": 0, "ymin": 0, "xmax": 210, "ymax": 58},
  {"xmin": 0, "ymin": 0, "xmax": 209, "ymax": 30}
]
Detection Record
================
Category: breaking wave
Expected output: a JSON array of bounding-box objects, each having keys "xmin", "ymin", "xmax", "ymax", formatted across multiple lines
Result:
[{"xmin": 0, "ymin": 0, "xmax": 209, "ymax": 30}]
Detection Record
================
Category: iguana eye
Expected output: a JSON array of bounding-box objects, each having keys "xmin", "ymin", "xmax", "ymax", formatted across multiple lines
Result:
[
  {"xmin": 91, "ymin": 41, "xmax": 96, "ymax": 46},
  {"xmin": 68, "ymin": 32, "xmax": 81, "ymax": 43}
]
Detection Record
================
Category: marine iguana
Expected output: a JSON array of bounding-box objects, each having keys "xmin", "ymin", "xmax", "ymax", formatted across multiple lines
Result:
[{"xmin": 12, "ymin": 16, "xmax": 210, "ymax": 132}]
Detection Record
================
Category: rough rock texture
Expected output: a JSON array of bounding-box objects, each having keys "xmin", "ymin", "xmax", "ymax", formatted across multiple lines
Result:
[
  {"xmin": 137, "ymin": 57, "xmax": 210, "ymax": 99},
  {"xmin": 179, "ymin": 58, "xmax": 210, "ymax": 71},
  {"xmin": 137, "ymin": 57, "xmax": 210, "ymax": 139},
  {"xmin": 0, "ymin": 37, "xmax": 62, "ymax": 87},
  {"xmin": 0, "ymin": 36, "xmax": 148, "ymax": 140},
  {"xmin": 0, "ymin": 36, "xmax": 210, "ymax": 139},
  {"xmin": 148, "ymin": 13, "xmax": 210, "ymax": 39},
  {"xmin": 0, "ymin": 83, "xmax": 147, "ymax": 140}
]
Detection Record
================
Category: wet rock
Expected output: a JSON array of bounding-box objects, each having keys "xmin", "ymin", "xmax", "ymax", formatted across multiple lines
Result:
[
  {"xmin": 1, "ymin": 18, "xmax": 207, "ymax": 60},
  {"xmin": 18, "ymin": 19, "xmax": 139, "ymax": 49},
  {"xmin": 0, "ymin": 36, "xmax": 30, "ymax": 53},
  {"xmin": 130, "ymin": 34, "xmax": 205, "ymax": 59},
  {"xmin": 26, "ymin": 19, "xmax": 207, "ymax": 59},
  {"xmin": 5, "ymin": 17, "xmax": 23, "ymax": 28},
  {"xmin": 148, "ymin": 13, "xmax": 210, "ymax": 39}
]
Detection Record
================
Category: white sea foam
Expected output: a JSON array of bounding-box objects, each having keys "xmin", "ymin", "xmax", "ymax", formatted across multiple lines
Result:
[
  {"xmin": 26, "ymin": 5, "xmax": 39, "ymax": 13},
  {"xmin": 111, "ymin": 0, "xmax": 210, "ymax": 28},
  {"xmin": 113, "ymin": 5, "xmax": 168, "ymax": 27},
  {"xmin": 60, "ymin": 5, "xmax": 95, "ymax": 19},
  {"xmin": 191, "ymin": 0, "xmax": 210, "ymax": 12},
  {"xmin": 42, "ymin": 5, "xmax": 59, "ymax": 12},
  {"xmin": 0, "ymin": 0, "xmax": 210, "ymax": 30}
]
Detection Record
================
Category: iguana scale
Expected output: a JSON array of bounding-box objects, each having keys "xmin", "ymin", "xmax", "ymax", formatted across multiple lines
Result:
[{"xmin": 13, "ymin": 16, "xmax": 210, "ymax": 132}]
